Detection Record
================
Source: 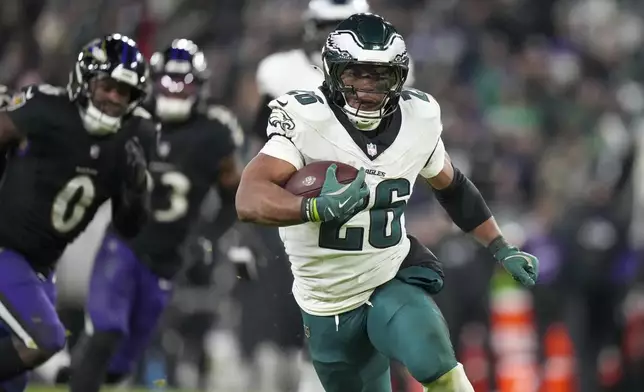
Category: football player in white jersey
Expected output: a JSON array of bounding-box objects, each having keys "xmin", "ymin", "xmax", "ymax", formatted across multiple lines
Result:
[
  {"xmin": 237, "ymin": 13, "xmax": 540, "ymax": 392},
  {"xmin": 250, "ymin": 2, "xmax": 377, "ymax": 391},
  {"xmin": 252, "ymin": 0, "xmax": 415, "ymax": 142}
]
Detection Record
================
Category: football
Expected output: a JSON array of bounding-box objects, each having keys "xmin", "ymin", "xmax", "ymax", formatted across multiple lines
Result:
[{"xmin": 284, "ymin": 161, "xmax": 358, "ymax": 198}]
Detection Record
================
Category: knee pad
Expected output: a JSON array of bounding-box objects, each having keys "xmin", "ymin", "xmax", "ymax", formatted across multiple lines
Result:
[{"xmin": 423, "ymin": 363, "xmax": 474, "ymax": 392}]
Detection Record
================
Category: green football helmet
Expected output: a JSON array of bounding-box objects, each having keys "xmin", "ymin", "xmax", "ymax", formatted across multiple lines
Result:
[{"xmin": 322, "ymin": 13, "xmax": 409, "ymax": 130}]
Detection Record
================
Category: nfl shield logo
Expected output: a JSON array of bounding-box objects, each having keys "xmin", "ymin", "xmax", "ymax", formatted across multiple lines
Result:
[{"xmin": 366, "ymin": 143, "xmax": 378, "ymax": 157}]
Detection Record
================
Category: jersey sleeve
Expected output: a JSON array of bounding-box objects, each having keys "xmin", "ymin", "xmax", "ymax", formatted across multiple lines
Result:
[
  {"xmin": 419, "ymin": 137, "xmax": 446, "ymax": 178},
  {"xmin": 418, "ymin": 94, "xmax": 446, "ymax": 179},
  {"xmin": 2, "ymin": 84, "xmax": 64, "ymax": 137},
  {"xmin": 259, "ymin": 106, "xmax": 306, "ymax": 170}
]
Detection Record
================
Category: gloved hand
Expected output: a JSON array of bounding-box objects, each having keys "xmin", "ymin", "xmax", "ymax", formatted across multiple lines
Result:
[
  {"xmin": 302, "ymin": 164, "xmax": 369, "ymax": 222},
  {"xmin": 123, "ymin": 137, "xmax": 148, "ymax": 193},
  {"xmin": 489, "ymin": 236, "xmax": 539, "ymax": 287}
]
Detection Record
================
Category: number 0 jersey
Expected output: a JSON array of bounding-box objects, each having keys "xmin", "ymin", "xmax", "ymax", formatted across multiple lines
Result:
[
  {"xmin": 260, "ymin": 88, "xmax": 446, "ymax": 316},
  {"xmin": 0, "ymin": 85, "xmax": 157, "ymax": 271}
]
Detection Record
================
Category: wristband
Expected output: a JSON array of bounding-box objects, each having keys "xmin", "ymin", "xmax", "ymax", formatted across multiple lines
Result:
[
  {"xmin": 300, "ymin": 197, "xmax": 319, "ymax": 222},
  {"xmin": 487, "ymin": 235, "xmax": 511, "ymax": 259}
]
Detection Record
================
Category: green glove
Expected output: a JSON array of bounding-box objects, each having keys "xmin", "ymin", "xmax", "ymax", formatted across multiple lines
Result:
[
  {"xmin": 302, "ymin": 164, "xmax": 369, "ymax": 223},
  {"xmin": 488, "ymin": 236, "xmax": 539, "ymax": 287}
]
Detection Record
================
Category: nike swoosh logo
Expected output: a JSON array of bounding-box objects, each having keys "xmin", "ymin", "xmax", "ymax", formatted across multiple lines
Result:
[
  {"xmin": 338, "ymin": 198, "xmax": 352, "ymax": 208},
  {"xmin": 276, "ymin": 100, "xmax": 288, "ymax": 107}
]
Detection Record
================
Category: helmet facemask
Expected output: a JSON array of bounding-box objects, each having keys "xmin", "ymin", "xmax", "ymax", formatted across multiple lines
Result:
[
  {"xmin": 81, "ymin": 73, "xmax": 145, "ymax": 135},
  {"xmin": 154, "ymin": 73, "xmax": 201, "ymax": 122},
  {"xmin": 325, "ymin": 60, "xmax": 406, "ymax": 130}
]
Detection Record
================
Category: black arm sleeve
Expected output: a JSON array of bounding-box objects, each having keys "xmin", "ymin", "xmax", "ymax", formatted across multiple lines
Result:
[
  {"xmin": 251, "ymin": 95, "xmax": 274, "ymax": 142},
  {"xmin": 432, "ymin": 166, "xmax": 492, "ymax": 233}
]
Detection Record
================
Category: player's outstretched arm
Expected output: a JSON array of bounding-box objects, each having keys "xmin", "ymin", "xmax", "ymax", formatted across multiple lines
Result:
[
  {"xmin": 423, "ymin": 151, "xmax": 539, "ymax": 287},
  {"xmin": 236, "ymin": 153, "xmax": 305, "ymax": 226}
]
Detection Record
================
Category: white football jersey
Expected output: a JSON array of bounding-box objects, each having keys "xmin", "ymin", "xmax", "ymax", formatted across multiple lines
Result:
[
  {"xmin": 260, "ymin": 88, "xmax": 445, "ymax": 316},
  {"xmin": 256, "ymin": 49, "xmax": 325, "ymax": 99},
  {"xmin": 256, "ymin": 49, "xmax": 415, "ymax": 100}
]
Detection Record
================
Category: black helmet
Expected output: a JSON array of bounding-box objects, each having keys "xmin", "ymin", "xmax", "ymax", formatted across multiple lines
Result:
[
  {"xmin": 149, "ymin": 39, "xmax": 209, "ymax": 122},
  {"xmin": 68, "ymin": 34, "xmax": 150, "ymax": 135},
  {"xmin": 322, "ymin": 13, "xmax": 409, "ymax": 130}
]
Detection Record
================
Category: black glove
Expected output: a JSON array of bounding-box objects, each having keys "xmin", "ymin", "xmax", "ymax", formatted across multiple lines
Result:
[
  {"xmin": 112, "ymin": 137, "xmax": 150, "ymax": 238},
  {"xmin": 123, "ymin": 137, "xmax": 148, "ymax": 193}
]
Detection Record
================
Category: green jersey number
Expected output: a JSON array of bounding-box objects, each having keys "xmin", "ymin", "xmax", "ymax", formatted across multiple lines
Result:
[
  {"xmin": 401, "ymin": 88, "xmax": 430, "ymax": 102},
  {"xmin": 287, "ymin": 90, "xmax": 324, "ymax": 106},
  {"xmin": 318, "ymin": 178, "xmax": 411, "ymax": 251}
]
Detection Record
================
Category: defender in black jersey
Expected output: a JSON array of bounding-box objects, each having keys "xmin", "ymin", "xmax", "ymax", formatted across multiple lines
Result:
[
  {"xmin": 68, "ymin": 39, "xmax": 243, "ymax": 392},
  {"xmin": 0, "ymin": 35, "xmax": 153, "ymax": 388}
]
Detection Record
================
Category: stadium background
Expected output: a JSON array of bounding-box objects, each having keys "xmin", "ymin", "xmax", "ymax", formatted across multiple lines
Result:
[{"xmin": 2, "ymin": 0, "xmax": 644, "ymax": 391}]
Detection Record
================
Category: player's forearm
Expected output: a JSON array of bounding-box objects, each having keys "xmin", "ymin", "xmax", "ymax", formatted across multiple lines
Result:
[
  {"xmin": 236, "ymin": 180, "xmax": 304, "ymax": 226},
  {"xmin": 470, "ymin": 217, "xmax": 503, "ymax": 246}
]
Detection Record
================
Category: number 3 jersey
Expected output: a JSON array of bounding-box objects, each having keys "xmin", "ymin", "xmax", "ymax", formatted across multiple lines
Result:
[
  {"xmin": 260, "ymin": 87, "xmax": 446, "ymax": 316},
  {"xmin": 0, "ymin": 85, "xmax": 157, "ymax": 271},
  {"xmin": 123, "ymin": 106, "xmax": 240, "ymax": 278}
]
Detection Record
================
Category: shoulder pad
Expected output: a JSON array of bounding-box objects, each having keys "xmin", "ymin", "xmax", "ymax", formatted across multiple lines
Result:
[
  {"xmin": 2, "ymin": 84, "xmax": 67, "ymax": 112},
  {"xmin": 35, "ymin": 84, "xmax": 67, "ymax": 97},
  {"xmin": 398, "ymin": 88, "xmax": 440, "ymax": 120},
  {"xmin": 206, "ymin": 104, "xmax": 244, "ymax": 147},
  {"xmin": 268, "ymin": 89, "xmax": 332, "ymax": 125}
]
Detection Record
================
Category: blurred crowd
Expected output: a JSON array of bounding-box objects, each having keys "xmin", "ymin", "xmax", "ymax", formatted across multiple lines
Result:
[{"xmin": 2, "ymin": 0, "xmax": 644, "ymax": 391}]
